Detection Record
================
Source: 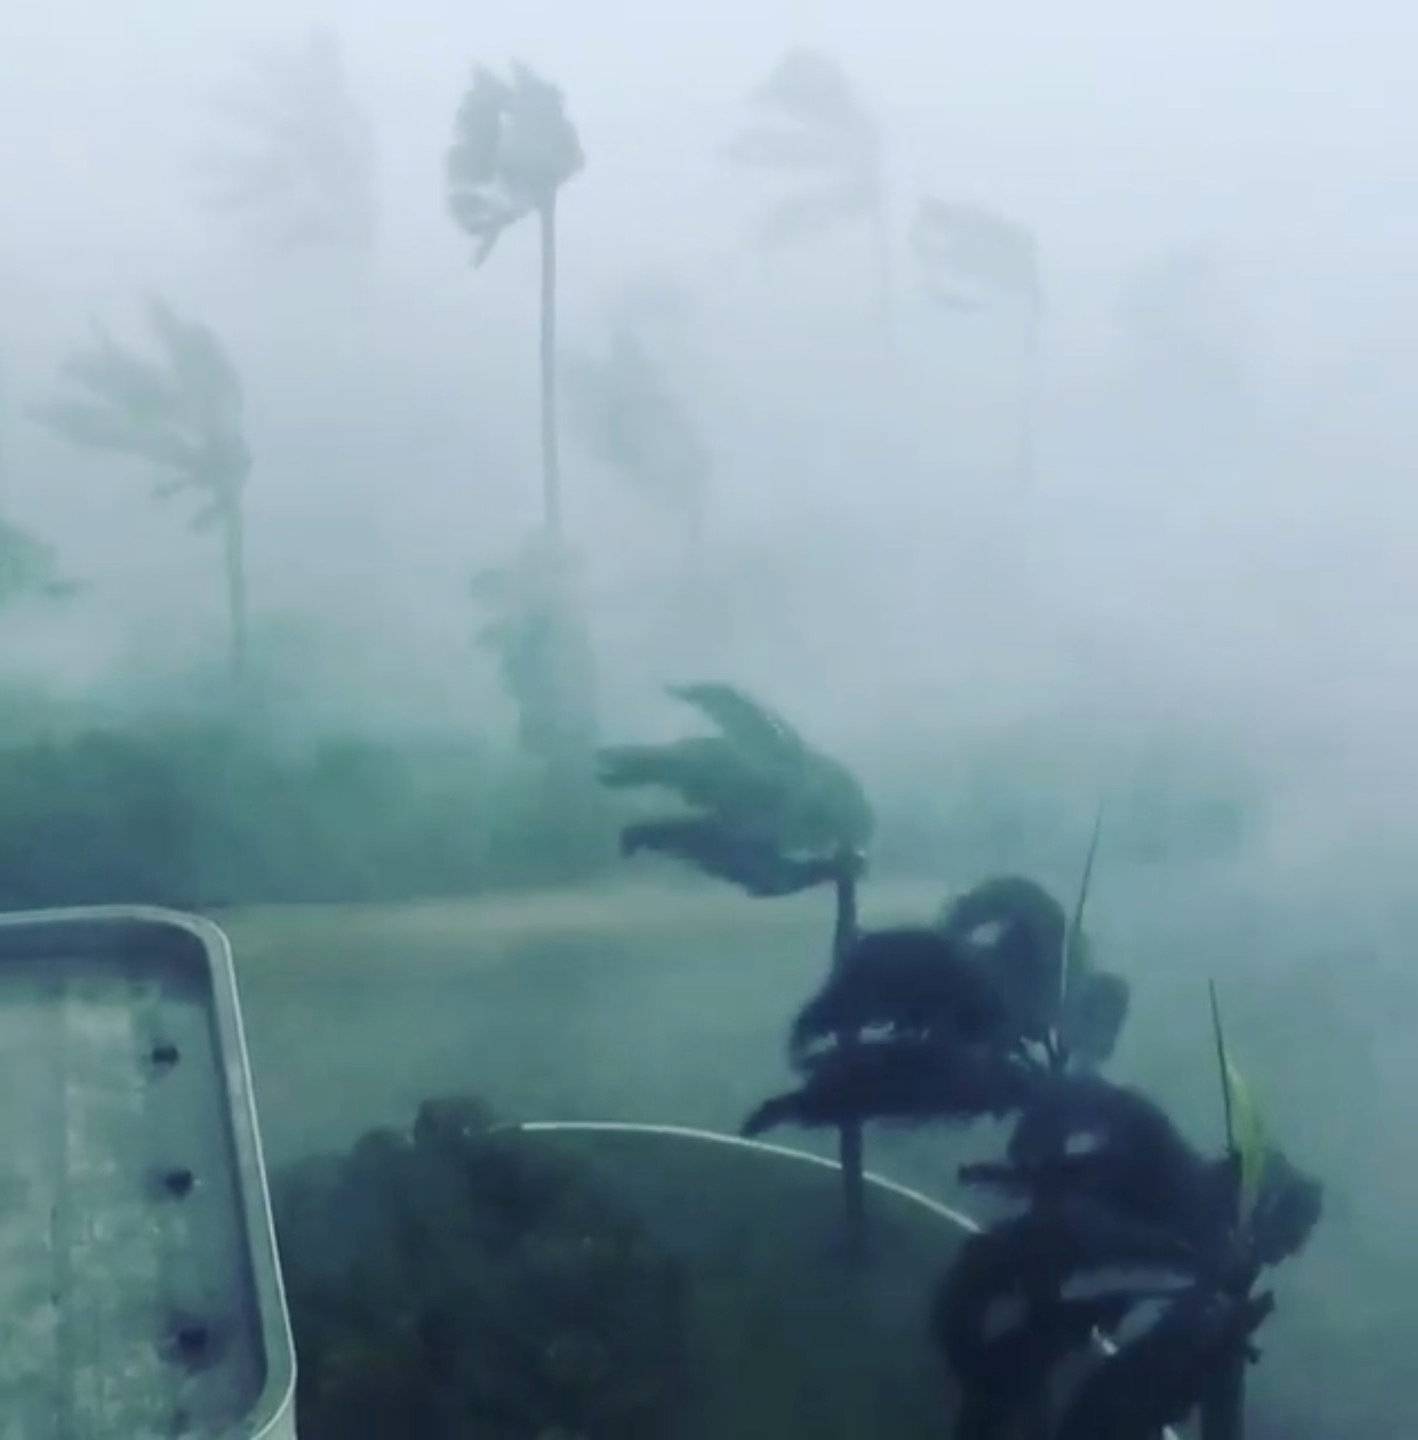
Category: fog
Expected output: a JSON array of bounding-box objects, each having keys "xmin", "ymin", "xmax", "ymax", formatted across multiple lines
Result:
[{"xmin": 2, "ymin": 2, "xmax": 1416, "ymax": 1434}]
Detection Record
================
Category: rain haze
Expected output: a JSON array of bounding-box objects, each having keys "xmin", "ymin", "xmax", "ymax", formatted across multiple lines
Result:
[{"xmin": 0, "ymin": 2, "xmax": 1414, "ymax": 1436}]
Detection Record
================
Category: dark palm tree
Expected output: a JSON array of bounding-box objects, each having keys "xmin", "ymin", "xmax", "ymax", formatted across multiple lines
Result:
[
  {"xmin": 447, "ymin": 62, "xmax": 584, "ymax": 536},
  {"xmin": 598, "ymin": 682, "xmax": 874, "ymax": 1234},
  {"xmin": 32, "ymin": 299, "xmax": 252, "ymax": 680},
  {"xmin": 727, "ymin": 49, "xmax": 893, "ymax": 335},
  {"xmin": 912, "ymin": 196, "xmax": 1043, "ymax": 485},
  {"xmin": 195, "ymin": 29, "xmax": 378, "ymax": 253},
  {"xmin": 940, "ymin": 990, "xmax": 1320, "ymax": 1440}
]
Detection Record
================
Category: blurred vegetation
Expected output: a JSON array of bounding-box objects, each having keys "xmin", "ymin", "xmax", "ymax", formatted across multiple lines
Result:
[
  {"xmin": 273, "ymin": 1097, "xmax": 688, "ymax": 1440},
  {"xmin": 0, "ymin": 720, "xmax": 617, "ymax": 909}
]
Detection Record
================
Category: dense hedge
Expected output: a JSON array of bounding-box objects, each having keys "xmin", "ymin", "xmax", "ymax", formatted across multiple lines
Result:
[{"xmin": 0, "ymin": 724, "xmax": 616, "ymax": 909}]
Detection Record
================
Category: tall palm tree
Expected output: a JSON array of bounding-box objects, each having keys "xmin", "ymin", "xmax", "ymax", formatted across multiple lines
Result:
[
  {"xmin": 32, "ymin": 299, "xmax": 252, "ymax": 680},
  {"xmin": 447, "ymin": 63, "xmax": 584, "ymax": 536},
  {"xmin": 727, "ymin": 48, "xmax": 893, "ymax": 336},
  {"xmin": 912, "ymin": 196, "xmax": 1043, "ymax": 485},
  {"xmin": 195, "ymin": 29, "xmax": 378, "ymax": 253}
]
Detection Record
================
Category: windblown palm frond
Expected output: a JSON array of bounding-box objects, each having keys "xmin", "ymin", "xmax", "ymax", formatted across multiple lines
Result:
[
  {"xmin": 194, "ymin": 30, "xmax": 377, "ymax": 251},
  {"xmin": 620, "ymin": 818, "xmax": 839, "ymax": 896},
  {"xmin": 727, "ymin": 49, "xmax": 881, "ymax": 251},
  {"xmin": 742, "ymin": 1037, "xmax": 1034, "ymax": 1138},
  {"xmin": 935, "ymin": 1202, "xmax": 1198, "ymax": 1440},
  {"xmin": 598, "ymin": 682, "xmax": 872, "ymax": 894},
  {"xmin": 565, "ymin": 329, "xmax": 710, "ymax": 514},
  {"xmin": 912, "ymin": 197, "xmax": 1041, "ymax": 311},
  {"xmin": 938, "ymin": 864, "xmax": 1129, "ymax": 1064},
  {"xmin": 1054, "ymin": 1285, "xmax": 1275, "ymax": 1440},
  {"xmin": 447, "ymin": 62, "xmax": 583, "ymax": 265},
  {"xmin": 32, "ymin": 299, "xmax": 250, "ymax": 525},
  {"xmin": 789, "ymin": 927, "xmax": 1012, "ymax": 1062}
]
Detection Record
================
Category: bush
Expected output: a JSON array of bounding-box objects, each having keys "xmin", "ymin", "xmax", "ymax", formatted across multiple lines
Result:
[
  {"xmin": 272, "ymin": 1098, "xmax": 689, "ymax": 1440},
  {"xmin": 0, "ymin": 722, "xmax": 617, "ymax": 909}
]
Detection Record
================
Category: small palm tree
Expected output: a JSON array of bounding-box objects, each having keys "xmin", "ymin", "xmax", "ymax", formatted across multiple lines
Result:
[
  {"xmin": 727, "ymin": 48, "xmax": 893, "ymax": 334},
  {"xmin": 447, "ymin": 62, "xmax": 584, "ymax": 536},
  {"xmin": 195, "ymin": 29, "xmax": 378, "ymax": 252},
  {"xmin": 599, "ymin": 683, "xmax": 874, "ymax": 1235},
  {"xmin": 941, "ymin": 991, "xmax": 1320, "ymax": 1440},
  {"xmin": 33, "ymin": 299, "xmax": 252, "ymax": 680}
]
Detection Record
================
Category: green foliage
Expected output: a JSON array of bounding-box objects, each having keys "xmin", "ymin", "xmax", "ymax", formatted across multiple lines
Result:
[
  {"xmin": 446, "ymin": 62, "xmax": 583, "ymax": 264},
  {"xmin": 273, "ymin": 1098, "xmax": 688, "ymax": 1440},
  {"xmin": 0, "ymin": 724, "xmax": 613, "ymax": 909},
  {"xmin": 599, "ymin": 683, "xmax": 873, "ymax": 896}
]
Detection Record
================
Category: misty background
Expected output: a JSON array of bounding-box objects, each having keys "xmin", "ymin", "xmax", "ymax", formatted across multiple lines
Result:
[{"xmin": 2, "ymin": 2, "xmax": 1416, "ymax": 1435}]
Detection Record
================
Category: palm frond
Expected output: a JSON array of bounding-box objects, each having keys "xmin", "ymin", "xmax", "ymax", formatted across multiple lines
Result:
[
  {"xmin": 668, "ymin": 682, "xmax": 803, "ymax": 765},
  {"xmin": 913, "ymin": 197, "xmax": 1041, "ymax": 308},
  {"xmin": 597, "ymin": 737, "xmax": 777, "ymax": 818},
  {"xmin": 940, "ymin": 876, "xmax": 1067, "ymax": 1044},
  {"xmin": 1054, "ymin": 1285, "xmax": 1274, "ymax": 1440},
  {"xmin": 621, "ymin": 817, "xmax": 835, "ymax": 897},
  {"xmin": 742, "ymin": 1037, "xmax": 1034, "ymax": 1137},
  {"xmin": 1058, "ymin": 969, "xmax": 1130, "ymax": 1068},
  {"xmin": 146, "ymin": 297, "xmax": 244, "ymax": 430},
  {"xmin": 1062, "ymin": 804, "xmax": 1105, "ymax": 1008},
  {"xmin": 790, "ymin": 927, "xmax": 1011, "ymax": 1061},
  {"xmin": 564, "ymin": 331, "xmax": 710, "ymax": 506},
  {"xmin": 195, "ymin": 30, "xmax": 377, "ymax": 250},
  {"xmin": 936, "ymin": 1205, "xmax": 1196, "ymax": 1435},
  {"xmin": 34, "ymin": 302, "xmax": 249, "ymax": 510},
  {"xmin": 447, "ymin": 61, "xmax": 581, "ymax": 263},
  {"xmin": 750, "ymin": 49, "xmax": 873, "ymax": 134}
]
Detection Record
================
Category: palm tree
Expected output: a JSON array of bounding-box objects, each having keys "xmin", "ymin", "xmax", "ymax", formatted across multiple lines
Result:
[
  {"xmin": 941, "ymin": 991, "xmax": 1321, "ymax": 1440},
  {"xmin": 598, "ymin": 683, "xmax": 874, "ymax": 1236},
  {"xmin": 447, "ymin": 62, "xmax": 584, "ymax": 536},
  {"xmin": 727, "ymin": 48, "xmax": 893, "ymax": 335},
  {"xmin": 912, "ymin": 196, "xmax": 1043, "ymax": 485},
  {"xmin": 32, "ymin": 299, "xmax": 252, "ymax": 680},
  {"xmin": 194, "ymin": 29, "xmax": 378, "ymax": 253}
]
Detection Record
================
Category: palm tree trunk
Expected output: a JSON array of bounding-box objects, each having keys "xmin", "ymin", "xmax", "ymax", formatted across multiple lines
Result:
[
  {"xmin": 1200, "ymin": 1355, "xmax": 1245, "ymax": 1440},
  {"xmin": 223, "ymin": 499, "xmax": 247, "ymax": 684},
  {"xmin": 832, "ymin": 857, "xmax": 865, "ymax": 1251},
  {"xmin": 539, "ymin": 198, "xmax": 563, "ymax": 539}
]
